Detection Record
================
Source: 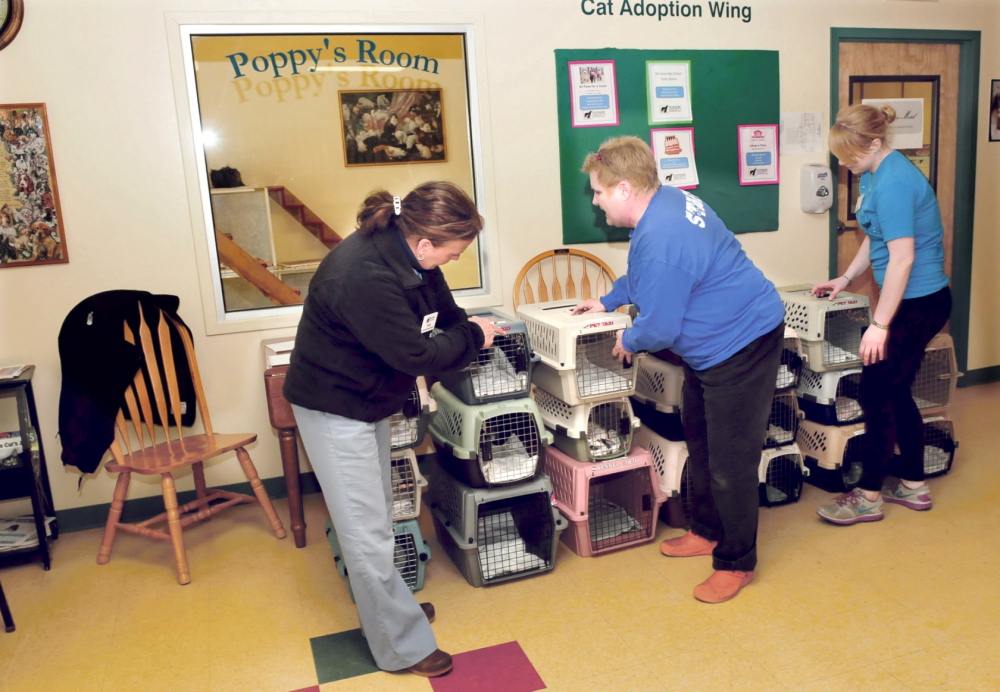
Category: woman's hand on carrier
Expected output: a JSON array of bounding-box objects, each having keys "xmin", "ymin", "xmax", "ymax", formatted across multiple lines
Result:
[
  {"xmin": 811, "ymin": 275, "xmax": 851, "ymax": 300},
  {"xmin": 468, "ymin": 316, "xmax": 501, "ymax": 349},
  {"xmin": 571, "ymin": 298, "xmax": 607, "ymax": 315},
  {"xmin": 613, "ymin": 329, "xmax": 634, "ymax": 366},
  {"xmin": 859, "ymin": 324, "xmax": 888, "ymax": 365}
]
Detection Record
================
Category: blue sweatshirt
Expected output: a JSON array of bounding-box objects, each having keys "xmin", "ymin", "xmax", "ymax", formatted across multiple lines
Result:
[{"xmin": 601, "ymin": 186, "xmax": 784, "ymax": 370}]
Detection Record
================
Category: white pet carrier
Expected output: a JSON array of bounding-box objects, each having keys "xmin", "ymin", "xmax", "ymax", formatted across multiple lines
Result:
[
  {"xmin": 911, "ymin": 333, "xmax": 961, "ymax": 412},
  {"xmin": 779, "ymin": 285, "xmax": 871, "ymax": 372},
  {"xmin": 437, "ymin": 308, "xmax": 537, "ymax": 405},
  {"xmin": 632, "ymin": 425, "xmax": 689, "ymax": 497},
  {"xmin": 777, "ymin": 327, "xmax": 805, "ymax": 391},
  {"xmin": 390, "ymin": 449, "xmax": 428, "ymax": 521},
  {"xmin": 632, "ymin": 352, "xmax": 684, "ymax": 413},
  {"xmin": 758, "ymin": 443, "xmax": 807, "ymax": 506},
  {"xmin": 532, "ymin": 386, "xmax": 640, "ymax": 462},
  {"xmin": 516, "ymin": 300, "xmax": 635, "ymax": 404},
  {"xmin": 796, "ymin": 367, "xmax": 864, "ymax": 425},
  {"xmin": 764, "ymin": 391, "xmax": 802, "ymax": 448},
  {"xmin": 428, "ymin": 382, "xmax": 552, "ymax": 487},
  {"xmin": 389, "ymin": 376, "xmax": 435, "ymax": 450},
  {"xmin": 796, "ymin": 418, "xmax": 866, "ymax": 491}
]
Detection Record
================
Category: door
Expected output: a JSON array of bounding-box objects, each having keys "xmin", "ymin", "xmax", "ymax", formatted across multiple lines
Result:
[{"xmin": 836, "ymin": 41, "xmax": 959, "ymax": 314}]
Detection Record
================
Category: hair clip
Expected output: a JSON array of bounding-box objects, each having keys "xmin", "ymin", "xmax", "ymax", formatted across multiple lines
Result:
[
  {"xmin": 393, "ymin": 195, "xmax": 402, "ymax": 216},
  {"xmin": 595, "ymin": 152, "xmax": 603, "ymax": 162}
]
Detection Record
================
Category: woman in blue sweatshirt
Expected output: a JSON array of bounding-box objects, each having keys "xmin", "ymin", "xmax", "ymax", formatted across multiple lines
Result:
[{"xmin": 574, "ymin": 136, "xmax": 784, "ymax": 603}]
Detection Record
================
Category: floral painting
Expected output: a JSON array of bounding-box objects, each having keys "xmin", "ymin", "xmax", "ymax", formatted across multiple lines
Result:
[{"xmin": 339, "ymin": 89, "xmax": 446, "ymax": 166}]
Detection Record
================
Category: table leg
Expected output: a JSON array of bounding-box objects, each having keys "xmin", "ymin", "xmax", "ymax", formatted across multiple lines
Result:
[{"xmin": 278, "ymin": 428, "xmax": 306, "ymax": 548}]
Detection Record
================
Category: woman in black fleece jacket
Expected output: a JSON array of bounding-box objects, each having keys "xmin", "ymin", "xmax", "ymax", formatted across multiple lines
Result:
[{"xmin": 283, "ymin": 182, "xmax": 497, "ymax": 678}]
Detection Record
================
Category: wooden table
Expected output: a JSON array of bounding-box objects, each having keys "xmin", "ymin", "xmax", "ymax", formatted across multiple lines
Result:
[{"xmin": 263, "ymin": 365, "xmax": 307, "ymax": 548}]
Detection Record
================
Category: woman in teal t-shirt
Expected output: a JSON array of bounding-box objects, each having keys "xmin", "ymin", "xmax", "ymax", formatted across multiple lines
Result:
[{"xmin": 812, "ymin": 103, "xmax": 951, "ymax": 526}]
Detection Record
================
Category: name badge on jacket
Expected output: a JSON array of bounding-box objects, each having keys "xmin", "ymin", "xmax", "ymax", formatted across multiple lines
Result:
[{"xmin": 421, "ymin": 312, "xmax": 439, "ymax": 334}]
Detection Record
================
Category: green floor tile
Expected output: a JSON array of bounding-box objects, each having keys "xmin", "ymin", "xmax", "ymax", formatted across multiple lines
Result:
[{"xmin": 309, "ymin": 628, "xmax": 379, "ymax": 684}]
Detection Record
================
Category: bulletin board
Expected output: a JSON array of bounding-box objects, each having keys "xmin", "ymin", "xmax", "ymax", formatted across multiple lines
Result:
[{"xmin": 555, "ymin": 49, "xmax": 779, "ymax": 243}]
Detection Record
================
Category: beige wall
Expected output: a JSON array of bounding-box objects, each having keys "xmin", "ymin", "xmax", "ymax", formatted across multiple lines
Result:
[{"xmin": 0, "ymin": 0, "xmax": 996, "ymax": 515}]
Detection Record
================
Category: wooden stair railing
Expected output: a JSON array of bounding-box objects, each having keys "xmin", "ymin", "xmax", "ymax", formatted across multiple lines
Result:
[
  {"xmin": 267, "ymin": 187, "xmax": 342, "ymax": 249},
  {"xmin": 215, "ymin": 231, "xmax": 304, "ymax": 306}
]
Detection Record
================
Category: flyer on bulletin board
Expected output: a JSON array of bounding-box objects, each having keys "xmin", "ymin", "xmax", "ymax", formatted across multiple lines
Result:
[
  {"xmin": 737, "ymin": 124, "xmax": 779, "ymax": 185},
  {"xmin": 646, "ymin": 60, "xmax": 693, "ymax": 125},
  {"xmin": 568, "ymin": 60, "xmax": 620, "ymax": 127},
  {"xmin": 651, "ymin": 127, "xmax": 699, "ymax": 189}
]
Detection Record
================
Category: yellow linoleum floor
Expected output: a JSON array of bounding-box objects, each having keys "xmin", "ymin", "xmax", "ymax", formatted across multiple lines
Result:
[{"xmin": 2, "ymin": 382, "xmax": 998, "ymax": 691}]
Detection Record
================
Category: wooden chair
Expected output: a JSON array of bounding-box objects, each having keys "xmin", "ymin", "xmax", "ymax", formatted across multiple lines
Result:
[
  {"xmin": 512, "ymin": 248, "xmax": 617, "ymax": 309},
  {"xmin": 96, "ymin": 303, "xmax": 286, "ymax": 584}
]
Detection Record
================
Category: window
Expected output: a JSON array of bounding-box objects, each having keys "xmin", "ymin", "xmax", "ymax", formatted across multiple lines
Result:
[{"xmin": 169, "ymin": 17, "xmax": 499, "ymax": 333}]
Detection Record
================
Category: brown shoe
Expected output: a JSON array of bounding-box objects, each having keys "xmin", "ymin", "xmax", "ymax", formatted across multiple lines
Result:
[
  {"xmin": 660, "ymin": 530, "xmax": 717, "ymax": 557},
  {"xmin": 405, "ymin": 649, "xmax": 453, "ymax": 677},
  {"xmin": 419, "ymin": 602, "xmax": 435, "ymax": 623},
  {"xmin": 693, "ymin": 570, "xmax": 754, "ymax": 604}
]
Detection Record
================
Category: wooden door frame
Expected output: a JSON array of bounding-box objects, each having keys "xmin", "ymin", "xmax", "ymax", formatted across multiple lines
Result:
[{"xmin": 830, "ymin": 28, "xmax": 980, "ymax": 379}]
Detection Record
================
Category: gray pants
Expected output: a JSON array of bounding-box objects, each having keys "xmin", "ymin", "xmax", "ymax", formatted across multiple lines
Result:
[{"xmin": 291, "ymin": 404, "xmax": 437, "ymax": 671}]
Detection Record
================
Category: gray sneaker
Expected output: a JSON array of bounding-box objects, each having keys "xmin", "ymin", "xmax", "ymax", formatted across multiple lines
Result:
[
  {"xmin": 817, "ymin": 487, "xmax": 884, "ymax": 525},
  {"xmin": 882, "ymin": 477, "xmax": 932, "ymax": 511}
]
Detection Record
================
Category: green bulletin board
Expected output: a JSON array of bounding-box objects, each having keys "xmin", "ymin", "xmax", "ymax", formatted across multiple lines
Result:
[{"xmin": 555, "ymin": 48, "xmax": 780, "ymax": 243}]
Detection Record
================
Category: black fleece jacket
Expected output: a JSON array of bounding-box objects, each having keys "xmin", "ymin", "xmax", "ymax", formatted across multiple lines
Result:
[{"xmin": 282, "ymin": 228, "xmax": 484, "ymax": 421}]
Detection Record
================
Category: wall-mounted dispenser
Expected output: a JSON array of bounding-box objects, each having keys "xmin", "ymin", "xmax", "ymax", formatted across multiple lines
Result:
[{"xmin": 800, "ymin": 164, "xmax": 833, "ymax": 214}]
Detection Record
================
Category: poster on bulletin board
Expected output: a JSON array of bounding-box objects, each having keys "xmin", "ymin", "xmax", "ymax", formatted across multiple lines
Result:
[
  {"xmin": 737, "ymin": 124, "xmax": 780, "ymax": 185},
  {"xmin": 555, "ymin": 48, "xmax": 780, "ymax": 244},
  {"xmin": 568, "ymin": 60, "xmax": 620, "ymax": 127},
  {"xmin": 651, "ymin": 127, "xmax": 699, "ymax": 189}
]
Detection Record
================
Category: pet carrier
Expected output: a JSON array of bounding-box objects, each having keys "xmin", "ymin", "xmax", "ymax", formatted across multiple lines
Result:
[
  {"xmin": 532, "ymin": 387, "xmax": 640, "ymax": 462},
  {"xmin": 428, "ymin": 382, "xmax": 551, "ymax": 487},
  {"xmin": 515, "ymin": 300, "xmax": 635, "ymax": 404},
  {"xmin": 890, "ymin": 415, "xmax": 958, "ymax": 479},
  {"xmin": 632, "ymin": 352, "xmax": 684, "ymax": 413},
  {"xmin": 544, "ymin": 445, "xmax": 667, "ymax": 557},
  {"xmin": 764, "ymin": 391, "xmax": 802, "ymax": 448},
  {"xmin": 796, "ymin": 367, "xmax": 864, "ymax": 425},
  {"xmin": 778, "ymin": 285, "xmax": 871, "ymax": 372},
  {"xmin": 632, "ymin": 425, "xmax": 688, "ymax": 497},
  {"xmin": 758, "ymin": 443, "xmax": 806, "ymax": 506},
  {"xmin": 629, "ymin": 396, "xmax": 685, "ymax": 442},
  {"xmin": 390, "ymin": 449, "xmax": 427, "ymax": 521},
  {"xmin": 325, "ymin": 518, "xmax": 432, "ymax": 602},
  {"xmin": 425, "ymin": 461, "xmax": 566, "ymax": 587},
  {"xmin": 437, "ymin": 308, "xmax": 538, "ymax": 405},
  {"xmin": 777, "ymin": 328, "xmax": 805, "ymax": 391},
  {"xmin": 796, "ymin": 418, "xmax": 866, "ymax": 492},
  {"xmin": 389, "ymin": 376, "xmax": 435, "ymax": 450},
  {"xmin": 911, "ymin": 333, "xmax": 961, "ymax": 412}
]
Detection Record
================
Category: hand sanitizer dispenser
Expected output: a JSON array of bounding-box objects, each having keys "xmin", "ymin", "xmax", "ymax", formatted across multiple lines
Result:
[{"xmin": 800, "ymin": 164, "xmax": 833, "ymax": 214}]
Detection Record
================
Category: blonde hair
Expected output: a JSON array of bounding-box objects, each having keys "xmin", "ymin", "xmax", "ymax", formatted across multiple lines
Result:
[
  {"xmin": 581, "ymin": 135, "xmax": 660, "ymax": 195},
  {"xmin": 829, "ymin": 103, "xmax": 897, "ymax": 163}
]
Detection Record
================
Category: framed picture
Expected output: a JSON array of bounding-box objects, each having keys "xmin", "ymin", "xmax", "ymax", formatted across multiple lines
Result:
[
  {"xmin": 568, "ymin": 60, "xmax": 620, "ymax": 128},
  {"xmin": 0, "ymin": 103, "xmax": 68, "ymax": 268},
  {"xmin": 339, "ymin": 89, "xmax": 447, "ymax": 166},
  {"xmin": 650, "ymin": 127, "xmax": 699, "ymax": 189},
  {"xmin": 990, "ymin": 79, "xmax": 1000, "ymax": 142},
  {"xmin": 737, "ymin": 124, "xmax": 780, "ymax": 186}
]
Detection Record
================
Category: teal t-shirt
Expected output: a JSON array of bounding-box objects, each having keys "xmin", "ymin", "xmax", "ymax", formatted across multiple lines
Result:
[{"xmin": 855, "ymin": 150, "xmax": 949, "ymax": 299}]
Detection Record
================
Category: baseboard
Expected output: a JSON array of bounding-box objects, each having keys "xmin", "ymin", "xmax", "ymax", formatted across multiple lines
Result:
[
  {"xmin": 957, "ymin": 365, "xmax": 1000, "ymax": 388},
  {"xmin": 55, "ymin": 471, "xmax": 323, "ymax": 534}
]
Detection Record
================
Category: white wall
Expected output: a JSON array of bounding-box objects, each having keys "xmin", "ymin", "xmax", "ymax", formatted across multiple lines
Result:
[{"xmin": 0, "ymin": 0, "xmax": 996, "ymax": 514}]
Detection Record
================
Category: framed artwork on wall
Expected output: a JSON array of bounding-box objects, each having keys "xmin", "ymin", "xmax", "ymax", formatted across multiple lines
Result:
[
  {"xmin": 339, "ymin": 89, "xmax": 447, "ymax": 166},
  {"xmin": 990, "ymin": 79, "xmax": 1000, "ymax": 142},
  {"xmin": 0, "ymin": 103, "xmax": 69, "ymax": 268}
]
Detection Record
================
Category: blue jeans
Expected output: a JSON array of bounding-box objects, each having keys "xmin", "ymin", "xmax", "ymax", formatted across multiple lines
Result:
[
  {"xmin": 859, "ymin": 286, "xmax": 952, "ymax": 489},
  {"xmin": 291, "ymin": 405, "xmax": 437, "ymax": 671},
  {"xmin": 682, "ymin": 323, "xmax": 783, "ymax": 572}
]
